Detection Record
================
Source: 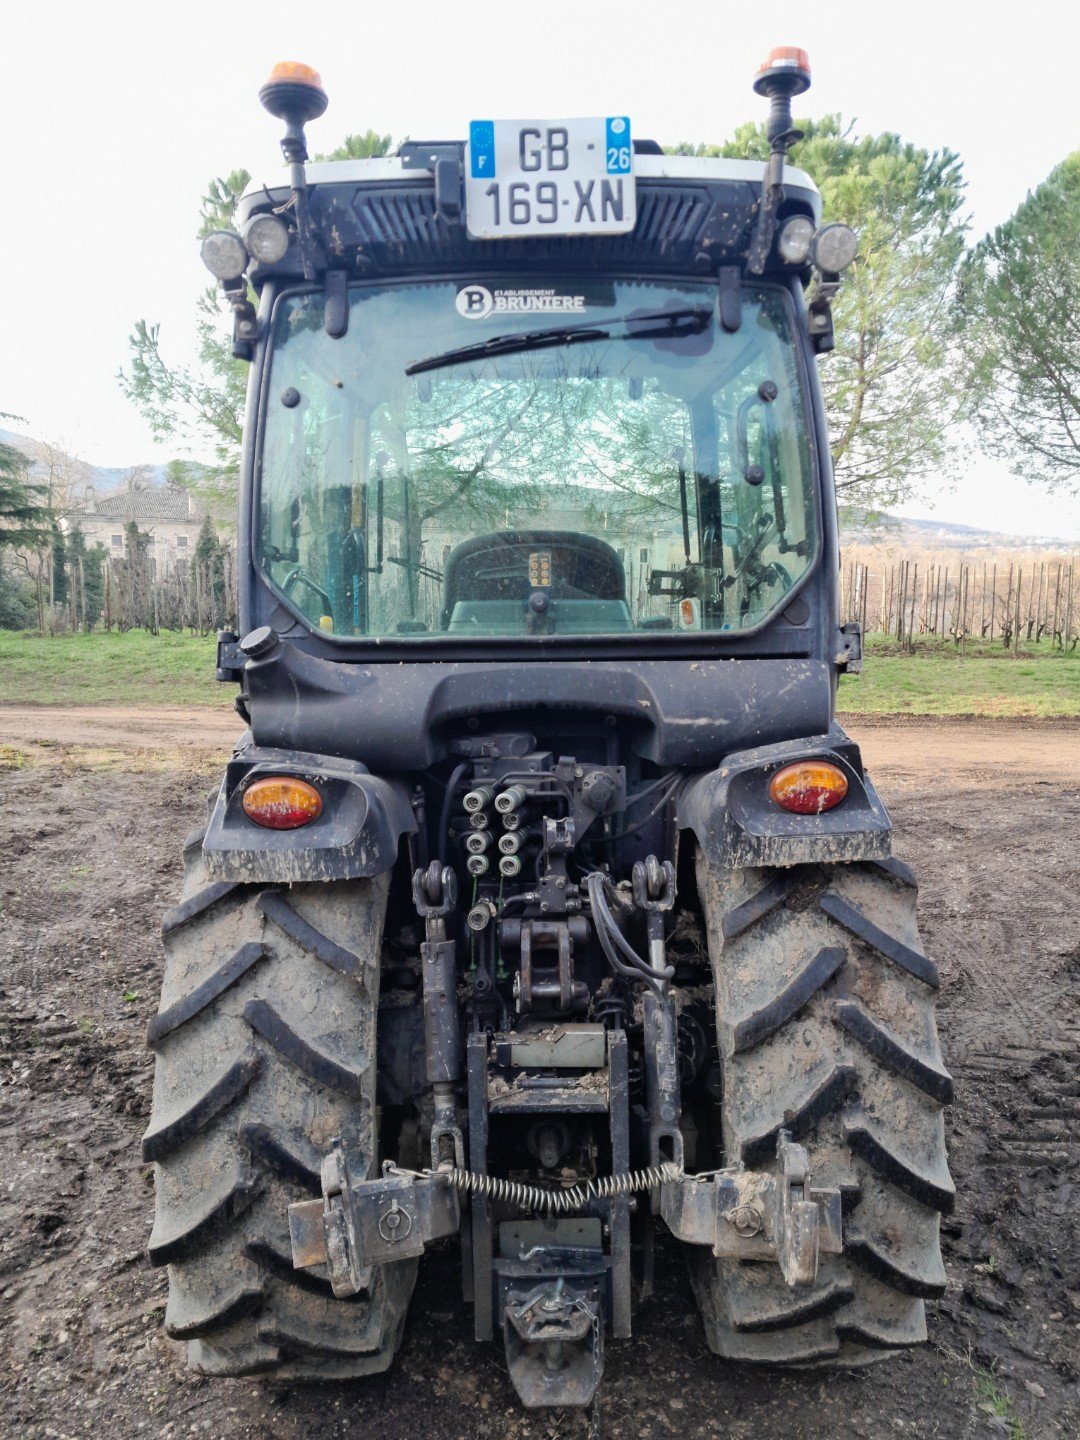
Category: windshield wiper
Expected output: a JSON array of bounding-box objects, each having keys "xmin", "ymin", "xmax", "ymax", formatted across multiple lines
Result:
[{"xmin": 405, "ymin": 305, "xmax": 713, "ymax": 377}]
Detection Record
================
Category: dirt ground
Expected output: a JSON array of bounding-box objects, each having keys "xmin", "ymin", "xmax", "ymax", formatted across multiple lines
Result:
[{"xmin": 0, "ymin": 712, "xmax": 1077, "ymax": 1440}]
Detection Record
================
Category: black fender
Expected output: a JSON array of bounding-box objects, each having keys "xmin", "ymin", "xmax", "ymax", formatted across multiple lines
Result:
[
  {"xmin": 677, "ymin": 723, "xmax": 892, "ymax": 870},
  {"xmin": 200, "ymin": 735, "xmax": 416, "ymax": 884}
]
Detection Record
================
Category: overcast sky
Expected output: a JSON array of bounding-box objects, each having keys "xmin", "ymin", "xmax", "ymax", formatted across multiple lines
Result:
[{"xmin": 4, "ymin": 0, "xmax": 1078, "ymax": 538}]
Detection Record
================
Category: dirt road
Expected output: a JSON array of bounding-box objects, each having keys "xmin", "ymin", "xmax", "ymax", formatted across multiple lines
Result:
[
  {"xmin": 0, "ymin": 711, "xmax": 1077, "ymax": 1438},
  {"xmin": 1, "ymin": 704, "xmax": 1078, "ymax": 785}
]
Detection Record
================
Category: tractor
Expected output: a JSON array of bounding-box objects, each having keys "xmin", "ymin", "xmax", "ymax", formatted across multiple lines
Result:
[{"xmin": 143, "ymin": 48, "xmax": 953, "ymax": 1407}]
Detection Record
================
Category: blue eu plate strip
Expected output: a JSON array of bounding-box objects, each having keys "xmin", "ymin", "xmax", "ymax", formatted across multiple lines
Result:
[
  {"xmin": 605, "ymin": 117, "xmax": 632, "ymax": 174},
  {"xmin": 469, "ymin": 121, "xmax": 495, "ymax": 179}
]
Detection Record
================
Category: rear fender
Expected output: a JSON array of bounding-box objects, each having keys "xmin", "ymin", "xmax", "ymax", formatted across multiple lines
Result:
[
  {"xmin": 677, "ymin": 723, "xmax": 891, "ymax": 870},
  {"xmin": 200, "ymin": 737, "xmax": 415, "ymax": 883}
]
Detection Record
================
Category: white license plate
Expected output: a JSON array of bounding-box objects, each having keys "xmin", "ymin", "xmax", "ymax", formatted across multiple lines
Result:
[{"xmin": 465, "ymin": 117, "xmax": 636, "ymax": 240}]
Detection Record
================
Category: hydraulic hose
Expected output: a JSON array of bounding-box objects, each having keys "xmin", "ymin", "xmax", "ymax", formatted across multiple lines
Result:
[
  {"xmin": 585, "ymin": 872, "xmax": 673, "ymax": 997},
  {"xmin": 437, "ymin": 762, "xmax": 470, "ymax": 866}
]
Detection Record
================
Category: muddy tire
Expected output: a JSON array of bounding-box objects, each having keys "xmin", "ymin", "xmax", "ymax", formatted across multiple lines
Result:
[
  {"xmin": 688, "ymin": 853, "xmax": 953, "ymax": 1365},
  {"xmin": 142, "ymin": 830, "xmax": 416, "ymax": 1379}
]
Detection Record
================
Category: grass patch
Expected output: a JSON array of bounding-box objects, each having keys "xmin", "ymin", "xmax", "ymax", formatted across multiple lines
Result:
[
  {"xmin": 841, "ymin": 640, "xmax": 1079, "ymax": 717},
  {"xmin": 0, "ymin": 629, "xmax": 227, "ymax": 707},
  {"xmin": 1, "ymin": 628, "xmax": 1076, "ymax": 719},
  {"xmin": 974, "ymin": 1368, "xmax": 1026, "ymax": 1439},
  {"xmin": 0, "ymin": 740, "xmax": 221, "ymax": 776}
]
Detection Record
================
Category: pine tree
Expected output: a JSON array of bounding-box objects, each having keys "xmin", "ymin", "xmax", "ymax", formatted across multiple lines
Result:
[{"xmin": 0, "ymin": 422, "xmax": 51, "ymax": 547}]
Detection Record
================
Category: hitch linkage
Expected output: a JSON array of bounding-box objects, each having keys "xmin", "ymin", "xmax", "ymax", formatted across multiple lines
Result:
[
  {"xmin": 289, "ymin": 1131, "xmax": 841, "ymax": 1296},
  {"xmin": 289, "ymin": 1140, "xmax": 460, "ymax": 1298},
  {"xmin": 660, "ymin": 1131, "xmax": 842, "ymax": 1287}
]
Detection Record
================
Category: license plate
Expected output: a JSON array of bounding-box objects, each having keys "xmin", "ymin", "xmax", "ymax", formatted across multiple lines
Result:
[{"xmin": 465, "ymin": 117, "xmax": 636, "ymax": 240}]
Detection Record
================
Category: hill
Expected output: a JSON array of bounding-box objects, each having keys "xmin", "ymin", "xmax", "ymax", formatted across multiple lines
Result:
[
  {"xmin": 0, "ymin": 430, "xmax": 169, "ymax": 502},
  {"xmin": 839, "ymin": 511, "xmax": 1075, "ymax": 552}
]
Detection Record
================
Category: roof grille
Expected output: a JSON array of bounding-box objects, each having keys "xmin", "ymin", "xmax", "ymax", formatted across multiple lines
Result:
[{"xmin": 312, "ymin": 178, "xmax": 766, "ymax": 275}]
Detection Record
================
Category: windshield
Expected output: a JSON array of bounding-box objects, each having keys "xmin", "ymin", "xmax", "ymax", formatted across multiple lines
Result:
[{"xmin": 258, "ymin": 278, "xmax": 816, "ymax": 641}]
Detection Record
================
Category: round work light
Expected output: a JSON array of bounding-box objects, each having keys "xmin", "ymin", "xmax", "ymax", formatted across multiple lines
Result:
[
  {"xmin": 778, "ymin": 215, "xmax": 815, "ymax": 264},
  {"xmin": 243, "ymin": 213, "xmax": 290, "ymax": 264},
  {"xmin": 200, "ymin": 230, "xmax": 248, "ymax": 281},
  {"xmin": 811, "ymin": 223, "xmax": 858, "ymax": 274}
]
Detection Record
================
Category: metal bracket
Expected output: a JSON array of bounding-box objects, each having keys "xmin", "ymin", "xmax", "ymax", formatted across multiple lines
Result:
[
  {"xmin": 227, "ymin": 289, "xmax": 259, "ymax": 361},
  {"xmin": 659, "ymin": 1132, "xmax": 841, "ymax": 1287},
  {"xmin": 288, "ymin": 1140, "xmax": 460, "ymax": 1296},
  {"xmin": 837, "ymin": 621, "xmax": 863, "ymax": 673},
  {"xmin": 215, "ymin": 630, "xmax": 244, "ymax": 684},
  {"xmin": 808, "ymin": 275, "xmax": 841, "ymax": 355},
  {"xmin": 398, "ymin": 141, "xmax": 464, "ymax": 221},
  {"xmin": 503, "ymin": 1276, "xmax": 604, "ymax": 1409}
]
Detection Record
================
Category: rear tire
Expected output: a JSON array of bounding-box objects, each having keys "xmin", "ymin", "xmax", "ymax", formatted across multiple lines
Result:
[
  {"xmin": 143, "ymin": 833, "xmax": 416, "ymax": 1379},
  {"xmin": 688, "ymin": 852, "xmax": 953, "ymax": 1365}
]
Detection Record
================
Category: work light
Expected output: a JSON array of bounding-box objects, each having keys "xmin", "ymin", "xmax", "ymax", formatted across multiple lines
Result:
[
  {"xmin": 200, "ymin": 230, "xmax": 248, "ymax": 281},
  {"xmin": 243, "ymin": 213, "xmax": 291, "ymax": 264},
  {"xmin": 778, "ymin": 215, "xmax": 814, "ymax": 264},
  {"xmin": 811, "ymin": 223, "xmax": 858, "ymax": 274}
]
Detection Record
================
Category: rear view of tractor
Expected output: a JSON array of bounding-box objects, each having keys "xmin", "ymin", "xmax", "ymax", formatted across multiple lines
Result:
[{"xmin": 143, "ymin": 49, "xmax": 953, "ymax": 1406}]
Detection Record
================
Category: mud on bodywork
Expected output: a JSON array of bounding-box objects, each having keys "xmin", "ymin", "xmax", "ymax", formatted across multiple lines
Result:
[
  {"xmin": 678, "ymin": 722, "xmax": 892, "ymax": 870},
  {"xmin": 200, "ymin": 738, "xmax": 416, "ymax": 884}
]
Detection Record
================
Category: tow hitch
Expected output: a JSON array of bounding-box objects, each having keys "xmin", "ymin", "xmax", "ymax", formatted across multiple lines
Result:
[
  {"xmin": 660, "ymin": 1131, "xmax": 843, "ymax": 1287},
  {"xmin": 289, "ymin": 1130, "xmax": 841, "ymax": 1403}
]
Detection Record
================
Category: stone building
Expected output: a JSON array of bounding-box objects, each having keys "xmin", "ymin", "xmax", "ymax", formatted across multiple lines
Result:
[{"xmin": 64, "ymin": 483, "xmax": 208, "ymax": 578}]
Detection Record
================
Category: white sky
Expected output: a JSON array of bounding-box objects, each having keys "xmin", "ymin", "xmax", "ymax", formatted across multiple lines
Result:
[{"xmin": 3, "ymin": 0, "xmax": 1078, "ymax": 539}]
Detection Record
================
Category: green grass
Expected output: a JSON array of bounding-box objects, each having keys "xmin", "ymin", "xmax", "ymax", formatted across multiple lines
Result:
[
  {"xmin": 840, "ymin": 635, "xmax": 1080, "ymax": 717},
  {"xmin": 0, "ymin": 629, "xmax": 1076, "ymax": 718},
  {"xmin": 0, "ymin": 629, "xmax": 227, "ymax": 707},
  {"xmin": 973, "ymin": 1368, "xmax": 1026, "ymax": 1440}
]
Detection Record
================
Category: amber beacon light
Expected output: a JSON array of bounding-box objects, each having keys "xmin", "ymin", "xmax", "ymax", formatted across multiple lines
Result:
[
  {"xmin": 259, "ymin": 61, "xmax": 329, "ymax": 124},
  {"xmin": 768, "ymin": 761, "xmax": 849, "ymax": 815},
  {"xmin": 754, "ymin": 46, "xmax": 811, "ymax": 91},
  {"xmin": 242, "ymin": 776, "xmax": 324, "ymax": 830}
]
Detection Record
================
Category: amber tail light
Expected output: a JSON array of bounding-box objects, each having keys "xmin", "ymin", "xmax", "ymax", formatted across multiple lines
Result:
[
  {"xmin": 768, "ymin": 761, "xmax": 849, "ymax": 815},
  {"xmin": 241, "ymin": 776, "xmax": 323, "ymax": 830}
]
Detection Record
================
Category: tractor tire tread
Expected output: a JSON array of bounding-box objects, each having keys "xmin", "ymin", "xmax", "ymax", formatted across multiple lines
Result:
[
  {"xmin": 147, "ymin": 942, "xmax": 266, "ymax": 1044},
  {"xmin": 145, "ymin": 848, "xmax": 414, "ymax": 1380},
  {"xmin": 141, "ymin": 1053, "xmax": 260, "ymax": 1160},
  {"xmin": 688, "ymin": 854, "xmax": 952, "ymax": 1367},
  {"xmin": 242, "ymin": 997, "xmax": 369, "ymax": 1098},
  {"xmin": 256, "ymin": 891, "xmax": 367, "ymax": 979}
]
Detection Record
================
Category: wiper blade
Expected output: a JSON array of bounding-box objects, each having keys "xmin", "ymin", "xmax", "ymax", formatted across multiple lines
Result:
[{"xmin": 405, "ymin": 305, "xmax": 713, "ymax": 377}]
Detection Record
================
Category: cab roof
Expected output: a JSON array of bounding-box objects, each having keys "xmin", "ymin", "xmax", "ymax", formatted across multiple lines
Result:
[{"xmin": 239, "ymin": 152, "xmax": 821, "ymax": 216}]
